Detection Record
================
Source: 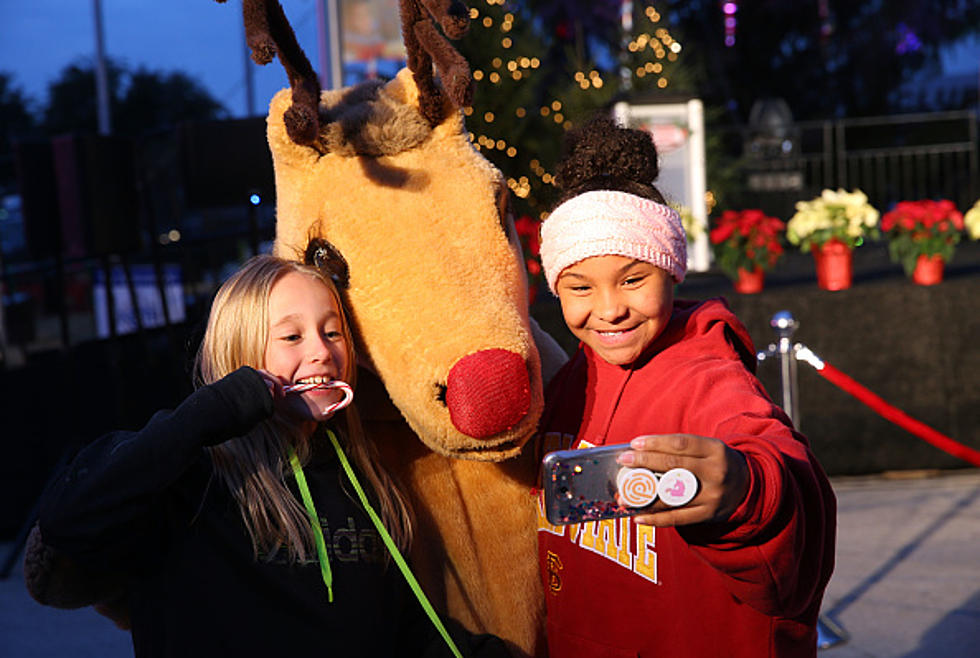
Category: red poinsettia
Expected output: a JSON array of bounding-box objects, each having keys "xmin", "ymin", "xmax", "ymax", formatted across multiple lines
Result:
[
  {"xmin": 880, "ymin": 199, "xmax": 964, "ymax": 275},
  {"xmin": 514, "ymin": 215, "xmax": 544, "ymax": 299},
  {"xmin": 709, "ymin": 209, "xmax": 786, "ymax": 279}
]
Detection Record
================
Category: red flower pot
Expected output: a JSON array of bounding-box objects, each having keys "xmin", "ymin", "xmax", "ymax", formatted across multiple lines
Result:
[
  {"xmin": 733, "ymin": 266, "xmax": 765, "ymax": 294},
  {"xmin": 812, "ymin": 239, "xmax": 853, "ymax": 291},
  {"xmin": 912, "ymin": 254, "xmax": 944, "ymax": 286}
]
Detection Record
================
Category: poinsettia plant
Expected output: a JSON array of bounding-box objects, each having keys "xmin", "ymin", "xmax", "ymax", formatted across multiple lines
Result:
[
  {"xmin": 514, "ymin": 214, "xmax": 544, "ymax": 302},
  {"xmin": 880, "ymin": 199, "xmax": 964, "ymax": 275},
  {"xmin": 964, "ymin": 199, "xmax": 980, "ymax": 240},
  {"xmin": 787, "ymin": 188, "xmax": 879, "ymax": 251},
  {"xmin": 709, "ymin": 209, "xmax": 785, "ymax": 279}
]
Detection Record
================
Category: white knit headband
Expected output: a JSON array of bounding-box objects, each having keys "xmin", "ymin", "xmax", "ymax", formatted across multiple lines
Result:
[{"xmin": 540, "ymin": 190, "xmax": 687, "ymax": 294}]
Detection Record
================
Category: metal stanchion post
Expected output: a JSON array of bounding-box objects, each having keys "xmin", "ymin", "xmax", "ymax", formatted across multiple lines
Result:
[
  {"xmin": 758, "ymin": 311, "xmax": 847, "ymax": 650},
  {"xmin": 772, "ymin": 310, "xmax": 800, "ymax": 427},
  {"xmin": 757, "ymin": 310, "xmax": 800, "ymax": 427}
]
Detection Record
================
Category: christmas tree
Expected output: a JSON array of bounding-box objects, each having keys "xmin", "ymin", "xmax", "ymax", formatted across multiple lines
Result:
[{"xmin": 456, "ymin": 1, "xmax": 694, "ymax": 284}]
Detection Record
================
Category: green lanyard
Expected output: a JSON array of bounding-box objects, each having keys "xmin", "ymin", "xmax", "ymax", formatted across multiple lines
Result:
[
  {"xmin": 287, "ymin": 431, "xmax": 462, "ymax": 658},
  {"xmin": 288, "ymin": 446, "xmax": 334, "ymax": 602}
]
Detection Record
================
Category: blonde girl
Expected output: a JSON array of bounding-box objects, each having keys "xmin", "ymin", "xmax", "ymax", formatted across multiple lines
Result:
[
  {"xmin": 34, "ymin": 255, "xmax": 496, "ymax": 657},
  {"xmin": 198, "ymin": 254, "xmax": 411, "ymax": 561}
]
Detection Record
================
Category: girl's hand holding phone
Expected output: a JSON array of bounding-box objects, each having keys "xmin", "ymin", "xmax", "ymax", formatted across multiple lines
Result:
[{"xmin": 617, "ymin": 434, "xmax": 749, "ymax": 528}]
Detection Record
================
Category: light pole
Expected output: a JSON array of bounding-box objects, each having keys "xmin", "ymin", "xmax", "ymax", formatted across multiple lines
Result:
[
  {"xmin": 92, "ymin": 0, "xmax": 112, "ymax": 135},
  {"xmin": 316, "ymin": 0, "xmax": 344, "ymax": 90}
]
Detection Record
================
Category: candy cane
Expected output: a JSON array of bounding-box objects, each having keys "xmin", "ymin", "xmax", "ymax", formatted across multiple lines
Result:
[{"xmin": 283, "ymin": 380, "xmax": 355, "ymax": 416}]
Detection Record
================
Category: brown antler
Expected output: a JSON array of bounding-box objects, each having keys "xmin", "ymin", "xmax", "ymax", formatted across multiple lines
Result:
[
  {"xmin": 218, "ymin": 0, "xmax": 321, "ymax": 145},
  {"xmin": 399, "ymin": 0, "xmax": 473, "ymax": 126}
]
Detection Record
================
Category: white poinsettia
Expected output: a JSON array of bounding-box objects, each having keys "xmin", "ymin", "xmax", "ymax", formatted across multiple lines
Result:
[
  {"xmin": 787, "ymin": 188, "xmax": 880, "ymax": 252},
  {"xmin": 965, "ymin": 199, "xmax": 980, "ymax": 240},
  {"xmin": 669, "ymin": 202, "xmax": 704, "ymax": 243}
]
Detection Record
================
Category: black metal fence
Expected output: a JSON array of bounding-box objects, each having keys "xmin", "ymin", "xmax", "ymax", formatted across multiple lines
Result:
[
  {"xmin": 0, "ymin": 120, "xmax": 277, "ymax": 538},
  {"xmin": 720, "ymin": 109, "xmax": 978, "ymax": 220},
  {"xmin": 0, "ymin": 118, "xmax": 277, "ymax": 367}
]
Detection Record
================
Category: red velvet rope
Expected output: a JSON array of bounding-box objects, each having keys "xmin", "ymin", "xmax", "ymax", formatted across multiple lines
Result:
[{"xmin": 815, "ymin": 361, "xmax": 980, "ymax": 468}]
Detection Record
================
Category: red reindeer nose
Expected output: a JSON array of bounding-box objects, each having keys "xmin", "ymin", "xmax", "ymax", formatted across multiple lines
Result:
[{"xmin": 446, "ymin": 349, "xmax": 531, "ymax": 439}]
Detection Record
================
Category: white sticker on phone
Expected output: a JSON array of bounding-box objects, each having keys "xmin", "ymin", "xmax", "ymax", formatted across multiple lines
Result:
[
  {"xmin": 616, "ymin": 467, "xmax": 659, "ymax": 508},
  {"xmin": 657, "ymin": 468, "xmax": 698, "ymax": 507}
]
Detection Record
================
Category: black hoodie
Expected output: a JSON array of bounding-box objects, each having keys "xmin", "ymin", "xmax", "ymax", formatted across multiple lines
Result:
[{"xmin": 39, "ymin": 366, "xmax": 490, "ymax": 657}]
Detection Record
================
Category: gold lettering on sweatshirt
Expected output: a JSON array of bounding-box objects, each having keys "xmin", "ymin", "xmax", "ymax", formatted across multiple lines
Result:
[
  {"xmin": 579, "ymin": 520, "xmax": 598, "ymax": 551},
  {"xmin": 545, "ymin": 550, "xmax": 564, "ymax": 594},
  {"xmin": 634, "ymin": 523, "xmax": 658, "ymax": 583}
]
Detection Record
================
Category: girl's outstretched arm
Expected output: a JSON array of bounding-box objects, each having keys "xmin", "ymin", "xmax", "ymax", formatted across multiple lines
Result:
[{"xmin": 617, "ymin": 358, "xmax": 836, "ymax": 620}]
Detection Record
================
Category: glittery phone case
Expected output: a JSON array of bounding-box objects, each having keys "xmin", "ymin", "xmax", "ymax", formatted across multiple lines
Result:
[{"xmin": 542, "ymin": 444, "xmax": 654, "ymax": 525}]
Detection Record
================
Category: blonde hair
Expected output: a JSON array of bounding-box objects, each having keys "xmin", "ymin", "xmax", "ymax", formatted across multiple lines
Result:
[{"xmin": 195, "ymin": 254, "xmax": 413, "ymax": 561}]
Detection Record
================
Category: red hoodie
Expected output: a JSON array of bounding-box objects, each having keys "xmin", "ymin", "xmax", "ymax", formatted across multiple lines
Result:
[{"xmin": 537, "ymin": 298, "xmax": 836, "ymax": 658}]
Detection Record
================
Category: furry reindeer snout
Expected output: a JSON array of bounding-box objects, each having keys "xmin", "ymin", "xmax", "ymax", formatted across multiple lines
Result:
[{"xmin": 445, "ymin": 349, "xmax": 531, "ymax": 439}]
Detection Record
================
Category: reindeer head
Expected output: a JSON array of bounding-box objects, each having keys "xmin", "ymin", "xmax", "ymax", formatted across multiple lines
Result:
[{"xmin": 231, "ymin": 0, "xmax": 541, "ymax": 460}]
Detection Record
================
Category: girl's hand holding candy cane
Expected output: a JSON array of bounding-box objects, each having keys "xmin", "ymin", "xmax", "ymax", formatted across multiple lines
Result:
[
  {"xmin": 257, "ymin": 369, "xmax": 287, "ymax": 401},
  {"xmin": 256, "ymin": 370, "xmax": 354, "ymax": 424}
]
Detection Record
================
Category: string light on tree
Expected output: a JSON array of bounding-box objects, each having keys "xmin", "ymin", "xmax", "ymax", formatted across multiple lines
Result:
[
  {"xmin": 458, "ymin": 1, "xmax": 689, "ymax": 238},
  {"xmin": 621, "ymin": 8, "xmax": 682, "ymax": 87}
]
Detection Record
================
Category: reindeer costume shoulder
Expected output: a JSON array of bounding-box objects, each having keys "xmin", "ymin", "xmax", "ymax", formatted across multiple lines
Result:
[{"xmin": 26, "ymin": 2, "xmax": 563, "ymax": 656}]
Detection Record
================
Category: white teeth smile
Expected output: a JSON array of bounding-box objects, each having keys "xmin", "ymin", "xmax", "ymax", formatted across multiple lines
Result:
[
  {"xmin": 296, "ymin": 375, "xmax": 334, "ymax": 384},
  {"xmin": 597, "ymin": 328, "xmax": 633, "ymax": 336}
]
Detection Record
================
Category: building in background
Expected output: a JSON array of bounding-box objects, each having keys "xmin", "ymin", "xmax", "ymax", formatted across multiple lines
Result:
[{"xmin": 341, "ymin": 0, "xmax": 406, "ymax": 85}]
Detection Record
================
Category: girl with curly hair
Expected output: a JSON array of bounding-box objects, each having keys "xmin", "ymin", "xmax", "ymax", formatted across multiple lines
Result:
[{"xmin": 536, "ymin": 117, "xmax": 835, "ymax": 657}]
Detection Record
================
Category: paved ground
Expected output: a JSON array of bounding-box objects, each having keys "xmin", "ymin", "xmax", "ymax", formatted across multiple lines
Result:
[
  {"xmin": 817, "ymin": 468, "xmax": 980, "ymax": 657},
  {"xmin": 1, "ymin": 469, "xmax": 978, "ymax": 657}
]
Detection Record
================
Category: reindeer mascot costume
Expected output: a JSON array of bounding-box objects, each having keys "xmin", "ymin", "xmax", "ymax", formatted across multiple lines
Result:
[{"xmin": 25, "ymin": 1, "xmax": 564, "ymax": 656}]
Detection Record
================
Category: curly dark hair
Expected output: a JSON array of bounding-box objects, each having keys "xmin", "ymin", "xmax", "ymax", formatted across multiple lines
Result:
[{"xmin": 553, "ymin": 116, "xmax": 666, "ymax": 206}]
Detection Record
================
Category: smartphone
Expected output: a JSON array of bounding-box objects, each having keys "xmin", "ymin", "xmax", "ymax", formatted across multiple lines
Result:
[{"xmin": 541, "ymin": 444, "xmax": 657, "ymax": 525}]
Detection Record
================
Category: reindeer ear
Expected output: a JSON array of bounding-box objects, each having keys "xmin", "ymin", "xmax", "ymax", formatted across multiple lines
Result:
[{"xmin": 305, "ymin": 238, "xmax": 350, "ymax": 289}]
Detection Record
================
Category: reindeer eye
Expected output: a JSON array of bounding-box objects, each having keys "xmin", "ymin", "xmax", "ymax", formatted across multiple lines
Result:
[{"xmin": 304, "ymin": 238, "xmax": 350, "ymax": 289}]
